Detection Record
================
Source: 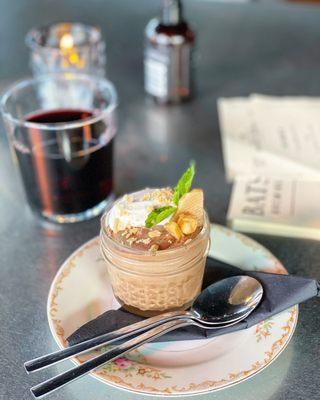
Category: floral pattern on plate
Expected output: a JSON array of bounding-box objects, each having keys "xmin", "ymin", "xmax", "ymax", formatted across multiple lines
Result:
[{"xmin": 47, "ymin": 224, "xmax": 298, "ymax": 396}]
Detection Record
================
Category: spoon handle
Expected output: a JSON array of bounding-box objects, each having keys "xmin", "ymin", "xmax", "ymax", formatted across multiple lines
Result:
[
  {"xmin": 31, "ymin": 319, "xmax": 190, "ymax": 398},
  {"xmin": 25, "ymin": 310, "xmax": 190, "ymax": 373}
]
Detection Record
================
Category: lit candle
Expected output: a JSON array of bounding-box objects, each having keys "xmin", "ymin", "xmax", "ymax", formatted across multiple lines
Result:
[
  {"xmin": 59, "ymin": 33, "xmax": 85, "ymax": 69},
  {"xmin": 26, "ymin": 23, "xmax": 106, "ymax": 77}
]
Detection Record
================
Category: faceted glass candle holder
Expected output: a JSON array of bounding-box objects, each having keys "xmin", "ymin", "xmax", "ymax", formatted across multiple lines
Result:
[{"xmin": 26, "ymin": 22, "xmax": 106, "ymax": 77}]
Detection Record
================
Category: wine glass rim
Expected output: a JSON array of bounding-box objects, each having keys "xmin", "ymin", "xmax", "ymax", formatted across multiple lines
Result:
[
  {"xmin": 25, "ymin": 22, "xmax": 102, "ymax": 52},
  {"xmin": 0, "ymin": 73, "xmax": 118, "ymax": 131}
]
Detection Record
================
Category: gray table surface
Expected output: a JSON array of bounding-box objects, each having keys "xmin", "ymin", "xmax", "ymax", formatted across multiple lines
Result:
[{"xmin": 1, "ymin": 0, "xmax": 320, "ymax": 399}]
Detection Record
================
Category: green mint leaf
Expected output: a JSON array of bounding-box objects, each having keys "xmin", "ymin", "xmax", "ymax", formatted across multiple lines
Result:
[
  {"xmin": 172, "ymin": 161, "xmax": 196, "ymax": 205},
  {"xmin": 145, "ymin": 206, "xmax": 177, "ymax": 228}
]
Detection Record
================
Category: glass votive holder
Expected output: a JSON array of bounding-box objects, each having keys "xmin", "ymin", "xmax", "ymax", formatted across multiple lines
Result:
[{"xmin": 26, "ymin": 22, "xmax": 106, "ymax": 77}]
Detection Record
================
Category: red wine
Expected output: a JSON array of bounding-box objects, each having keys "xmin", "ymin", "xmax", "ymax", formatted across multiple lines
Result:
[{"xmin": 14, "ymin": 108, "xmax": 114, "ymax": 218}]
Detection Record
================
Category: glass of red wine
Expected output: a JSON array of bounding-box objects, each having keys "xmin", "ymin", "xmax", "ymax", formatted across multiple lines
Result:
[{"xmin": 1, "ymin": 73, "xmax": 118, "ymax": 223}]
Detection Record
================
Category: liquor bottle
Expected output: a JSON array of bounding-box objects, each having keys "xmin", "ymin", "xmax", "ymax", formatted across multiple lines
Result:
[{"xmin": 144, "ymin": 0, "xmax": 195, "ymax": 103}]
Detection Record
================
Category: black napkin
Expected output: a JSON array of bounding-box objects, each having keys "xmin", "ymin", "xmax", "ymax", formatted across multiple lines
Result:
[{"xmin": 68, "ymin": 258, "xmax": 319, "ymax": 346}]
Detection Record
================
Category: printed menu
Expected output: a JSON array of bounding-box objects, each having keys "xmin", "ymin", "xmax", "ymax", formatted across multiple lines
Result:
[
  {"xmin": 227, "ymin": 175, "xmax": 320, "ymax": 240},
  {"xmin": 218, "ymin": 95, "xmax": 320, "ymax": 181}
]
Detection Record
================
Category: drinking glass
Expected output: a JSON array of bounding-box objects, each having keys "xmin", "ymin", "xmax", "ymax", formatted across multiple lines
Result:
[
  {"xmin": 1, "ymin": 73, "xmax": 118, "ymax": 223},
  {"xmin": 26, "ymin": 22, "xmax": 106, "ymax": 76}
]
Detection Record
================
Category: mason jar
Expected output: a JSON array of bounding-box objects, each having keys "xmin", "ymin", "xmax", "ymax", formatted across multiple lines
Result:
[{"xmin": 100, "ymin": 211, "xmax": 210, "ymax": 317}]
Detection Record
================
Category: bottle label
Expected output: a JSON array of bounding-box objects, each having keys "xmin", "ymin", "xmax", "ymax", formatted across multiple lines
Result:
[
  {"xmin": 144, "ymin": 50, "xmax": 169, "ymax": 97},
  {"xmin": 144, "ymin": 43, "xmax": 192, "ymax": 100}
]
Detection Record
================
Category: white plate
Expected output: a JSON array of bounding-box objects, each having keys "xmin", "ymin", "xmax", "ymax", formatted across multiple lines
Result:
[{"xmin": 47, "ymin": 224, "xmax": 298, "ymax": 396}]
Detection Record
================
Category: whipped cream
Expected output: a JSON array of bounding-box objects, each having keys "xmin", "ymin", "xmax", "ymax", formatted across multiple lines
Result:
[{"xmin": 107, "ymin": 188, "xmax": 174, "ymax": 232}]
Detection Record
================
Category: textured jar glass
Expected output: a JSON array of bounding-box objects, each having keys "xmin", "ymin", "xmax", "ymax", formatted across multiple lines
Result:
[
  {"xmin": 26, "ymin": 22, "xmax": 106, "ymax": 77},
  {"xmin": 100, "ymin": 211, "xmax": 210, "ymax": 317}
]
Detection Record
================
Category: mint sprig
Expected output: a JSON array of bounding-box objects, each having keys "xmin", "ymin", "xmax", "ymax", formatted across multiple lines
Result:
[
  {"xmin": 172, "ymin": 161, "xmax": 195, "ymax": 205},
  {"xmin": 145, "ymin": 206, "xmax": 177, "ymax": 228},
  {"xmin": 145, "ymin": 161, "xmax": 196, "ymax": 228}
]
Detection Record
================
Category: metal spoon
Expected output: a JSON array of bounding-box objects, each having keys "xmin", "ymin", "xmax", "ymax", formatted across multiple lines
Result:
[
  {"xmin": 25, "ymin": 275, "xmax": 262, "ymax": 374},
  {"xmin": 29, "ymin": 276, "xmax": 263, "ymax": 398},
  {"xmin": 192, "ymin": 274, "xmax": 263, "ymax": 323}
]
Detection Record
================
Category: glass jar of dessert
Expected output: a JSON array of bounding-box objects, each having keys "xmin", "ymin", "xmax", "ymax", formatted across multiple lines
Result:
[{"xmin": 100, "ymin": 164, "xmax": 211, "ymax": 316}]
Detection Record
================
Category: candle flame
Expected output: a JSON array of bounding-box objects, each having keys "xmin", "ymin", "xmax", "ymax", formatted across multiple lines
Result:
[
  {"xmin": 59, "ymin": 33, "xmax": 83, "ymax": 67},
  {"xmin": 60, "ymin": 33, "xmax": 74, "ymax": 50}
]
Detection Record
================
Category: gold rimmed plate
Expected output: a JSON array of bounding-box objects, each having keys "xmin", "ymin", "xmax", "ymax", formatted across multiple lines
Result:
[{"xmin": 47, "ymin": 224, "xmax": 298, "ymax": 396}]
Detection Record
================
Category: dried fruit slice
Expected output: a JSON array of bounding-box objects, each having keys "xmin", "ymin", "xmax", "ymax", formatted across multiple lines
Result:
[
  {"xmin": 164, "ymin": 221, "xmax": 184, "ymax": 240},
  {"xmin": 177, "ymin": 214, "xmax": 198, "ymax": 235},
  {"xmin": 175, "ymin": 188, "xmax": 204, "ymax": 226}
]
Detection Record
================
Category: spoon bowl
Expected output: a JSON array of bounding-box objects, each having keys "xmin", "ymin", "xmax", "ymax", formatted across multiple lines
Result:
[{"xmin": 190, "ymin": 276, "xmax": 263, "ymax": 324}]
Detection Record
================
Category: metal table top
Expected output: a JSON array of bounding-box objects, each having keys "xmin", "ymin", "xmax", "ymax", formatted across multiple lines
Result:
[{"xmin": 0, "ymin": 1, "xmax": 319, "ymax": 399}]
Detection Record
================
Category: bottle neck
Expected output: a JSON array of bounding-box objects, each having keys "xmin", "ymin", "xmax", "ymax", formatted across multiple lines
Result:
[{"xmin": 161, "ymin": 0, "xmax": 183, "ymax": 25}]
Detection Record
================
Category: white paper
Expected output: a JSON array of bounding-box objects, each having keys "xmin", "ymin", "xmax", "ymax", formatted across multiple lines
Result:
[
  {"xmin": 227, "ymin": 175, "xmax": 320, "ymax": 240},
  {"xmin": 218, "ymin": 95, "xmax": 320, "ymax": 181}
]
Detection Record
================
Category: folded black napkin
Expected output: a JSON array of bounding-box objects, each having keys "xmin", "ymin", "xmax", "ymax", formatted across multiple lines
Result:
[{"xmin": 68, "ymin": 258, "xmax": 319, "ymax": 346}]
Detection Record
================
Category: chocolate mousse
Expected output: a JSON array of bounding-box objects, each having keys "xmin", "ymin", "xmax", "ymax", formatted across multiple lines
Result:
[{"xmin": 100, "ymin": 162, "xmax": 210, "ymax": 316}]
